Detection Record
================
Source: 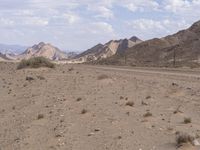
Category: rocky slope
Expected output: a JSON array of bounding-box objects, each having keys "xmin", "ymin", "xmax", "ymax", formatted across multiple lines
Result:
[
  {"xmin": 74, "ymin": 36, "xmax": 142, "ymax": 63},
  {"xmin": 18, "ymin": 42, "xmax": 69, "ymax": 61},
  {"xmin": 98, "ymin": 20, "xmax": 200, "ymax": 67}
]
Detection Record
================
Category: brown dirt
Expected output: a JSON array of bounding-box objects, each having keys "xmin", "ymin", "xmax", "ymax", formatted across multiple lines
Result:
[{"xmin": 0, "ymin": 63, "xmax": 200, "ymax": 150}]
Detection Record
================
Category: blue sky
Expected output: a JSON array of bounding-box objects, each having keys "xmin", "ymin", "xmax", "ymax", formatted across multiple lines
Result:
[{"xmin": 0, "ymin": 0, "xmax": 200, "ymax": 51}]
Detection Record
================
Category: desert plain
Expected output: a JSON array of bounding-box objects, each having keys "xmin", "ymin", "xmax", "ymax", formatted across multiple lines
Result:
[{"xmin": 0, "ymin": 62, "xmax": 200, "ymax": 150}]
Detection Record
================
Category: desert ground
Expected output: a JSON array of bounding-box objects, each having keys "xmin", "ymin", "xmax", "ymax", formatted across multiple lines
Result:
[{"xmin": 1, "ymin": 62, "xmax": 200, "ymax": 150}]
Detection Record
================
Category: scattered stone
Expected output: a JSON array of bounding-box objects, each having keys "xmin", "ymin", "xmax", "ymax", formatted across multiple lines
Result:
[
  {"xmin": 76, "ymin": 97, "xmax": 82, "ymax": 101},
  {"xmin": 88, "ymin": 132, "xmax": 95, "ymax": 136},
  {"xmin": 172, "ymin": 82, "xmax": 178, "ymax": 86},
  {"xmin": 81, "ymin": 109, "xmax": 87, "ymax": 114},
  {"xmin": 141, "ymin": 101, "xmax": 148, "ymax": 105},
  {"xmin": 145, "ymin": 96, "xmax": 151, "ymax": 99},
  {"xmin": 26, "ymin": 76, "xmax": 34, "ymax": 81},
  {"xmin": 37, "ymin": 76, "xmax": 45, "ymax": 80},
  {"xmin": 143, "ymin": 112, "xmax": 152, "ymax": 117},
  {"xmin": 68, "ymin": 67, "xmax": 74, "ymax": 71},
  {"xmin": 37, "ymin": 114, "xmax": 44, "ymax": 120},
  {"xmin": 126, "ymin": 101, "xmax": 134, "ymax": 107}
]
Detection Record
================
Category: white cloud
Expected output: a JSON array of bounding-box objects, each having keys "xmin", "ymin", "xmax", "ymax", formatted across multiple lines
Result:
[
  {"xmin": 127, "ymin": 18, "xmax": 189, "ymax": 39},
  {"xmin": 86, "ymin": 1, "xmax": 114, "ymax": 19},
  {"xmin": 63, "ymin": 12, "xmax": 80, "ymax": 24},
  {"xmin": 120, "ymin": 0, "xmax": 160, "ymax": 12},
  {"xmin": 94, "ymin": 6, "xmax": 114, "ymax": 19},
  {"xmin": 93, "ymin": 22, "xmax": 114, "ymax": 33},
  {"xmin": 0, "ymin": 0, "xmax": 200, "ymax": 51},
  {"xmin": 0, "ymin": 18, "xmax": 14, "ymax": 27},
  {"xmin": 164, "ymin": 0, "xmax": 191, "ymax": 13},
  {"xmin": 128, "ymin": 19, "xmax": 164, "ymax": 30},
  {"xmin": 22, "ymin": 17, "xmax": 49, "ymax": 26},
  {"xmin": 163, "ymin": 0, "xmax": 200, "ymax": 22},
  {"xmin": 84, "ymin": 22, "xmax": 115, "ymax": 35}
]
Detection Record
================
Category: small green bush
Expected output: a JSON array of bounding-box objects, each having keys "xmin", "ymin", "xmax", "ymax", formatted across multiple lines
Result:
[{"xmin": 17, "ymin": 57, "xmax": 55, "ymax": 69}]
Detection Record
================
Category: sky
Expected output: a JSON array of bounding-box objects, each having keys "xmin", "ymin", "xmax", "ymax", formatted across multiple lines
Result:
[{"xmin": 0, "ymin": 0, "xmax": 200, "ymax": 51}]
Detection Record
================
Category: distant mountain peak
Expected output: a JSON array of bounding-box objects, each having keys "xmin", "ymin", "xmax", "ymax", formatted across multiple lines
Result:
[
  {"xmin": 18, "ymin": 42, "xmax": 69, "ymax": 60},
  {"xmin": 97, "ymin": 19, "xmax": 200, "ymax": 67},
  {"xmin": 0, "ymin": 43, "xmax": 27, "ymax": 54},
  {"xmin": 129, "ymin": 36, "xmax": 142, "ymax": 42},
  {"xmin": 74, "ymin": 35, "xmax": 142, "ymax": 62}
]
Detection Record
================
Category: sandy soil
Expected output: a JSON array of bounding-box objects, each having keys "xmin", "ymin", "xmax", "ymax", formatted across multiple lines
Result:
[{"xmin": 0, "ymin": 62, "xmax": 200, "ymax": 150}]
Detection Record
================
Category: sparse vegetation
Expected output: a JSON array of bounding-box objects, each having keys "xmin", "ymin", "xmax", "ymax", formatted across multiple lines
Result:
[
  {"xmin": 143, "ymin": 112, "xmax": 152, "ymax": 117},
  {"xmin": 184, "ymin": 117, "xmax": 191, "ymax": 124},
  {"xmin": 68, "ymin": 67, "xmax": 74, "ymax": 71},
  {"xmin": 37, "ymin": 114, "xmax": 44, "ymax": 120},
  {"xmin": 76, "ymin": 97, "xmax": 82, "ymax": 101},
  {"xmin": 176, "ymin": 132, "xmax": 195, "ymax": 147},
  {"xmin": 81, "ymin": 109, "xmax": 87, "ymax": 114},
  {"xmin": 37, "ymin": 76, "xmax": 45, "ymax": 80},
  {"xmin": 173, "ymin": 105, "xmax": 182, "ymax": 114},
  {"xmin": 126, "ymin": 101, "xmax": 134, "ymax": 107},
  {"xmin": 120, "ymin": 96, "xmax": 124, "ymax": 99},
  {"xmin": 97, "ymin": 74, "xmax": 109, "ymax": 80},
  {"xmin": 145, "ymin": 96, "xmax": 151, "ymax": 99},
  {"xmin": 26, "ymin": 76, "xmax": 34, "ymax": 81},
  {"xmin": 17, "ymin": 57, "xmax": 55, "ymax": 69}
]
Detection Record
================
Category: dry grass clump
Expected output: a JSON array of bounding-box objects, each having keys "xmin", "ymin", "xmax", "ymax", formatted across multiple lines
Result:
[
  {"xmin": 17, "ymin": 57, "xmax": 55, "ymax": 69},
  {"xmin": 97, "ymin": 74, "xmax": 109, "ymax": 80},
  {"xmin": 125, "ymin": 101, "xmax": 134, "ymax": 107},
  {"xmin": 81, "ymin": 109, "xmax": 87, "ymax": 114},
  {"xmin": 184, "ymin": 117, "xmax": 191, "ymax": 124},
  {"xmin": 26, "ymin": 76, "xmax": 34, "ymax": 81},
  {"xmin": 37, "ymin": 114, "xmax": 44, "ymax": 120},
  {"xmin": 68, "ymin": 67, "xmax": 74, "ymax": 71},
  {"xmin": 76, "ymin": 97, "xmax": 82, "ymax": 101},
  {"xmin": 176, "ymin": 132, "xmax": 195, "ymax": 147},
  {"xmin": 143, "ymin": 112, "xmax": 152, "ymax": 117},
  {"xmin": 37, "ymin": 76, "xmax": 45, "ymax": 80}
]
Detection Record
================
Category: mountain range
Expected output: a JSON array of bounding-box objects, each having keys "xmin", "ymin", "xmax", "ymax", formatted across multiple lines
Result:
[
  {"xmin": 94, "ymin": 20, "xmax": 200, "ymax": 67},
  {"xmin": 0, "ymin": 20, "xmax": 200, "ymax": 67},
  {"xmin": 73, "ymin": 36, "xmax": 142, "ymax": 63},
  {"xmin": 0, "ymin": 44, "xmax": 27, "ymax": 54},
  {"xmin": 0, "ymin": 42, "xmax": 77, "ymax": 61},
  {"xmin": 17, "ymin": 42, "xmax": 73, "ymax": 60}
]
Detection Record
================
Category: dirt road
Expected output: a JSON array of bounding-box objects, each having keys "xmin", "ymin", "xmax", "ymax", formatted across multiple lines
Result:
[{"xmin": 88, "ymin": 65, "xmax": 200, "ymax": 78}]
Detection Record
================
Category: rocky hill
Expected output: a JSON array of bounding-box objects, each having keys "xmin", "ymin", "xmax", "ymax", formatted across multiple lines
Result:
[
  {"xmin": 18, "ymin": 42, "xmax": 69, "ymax": 61},
  {"xmin": 74, "ymin": 36, "xmax": 142, "ymax": 63},
  {"xmin": 97, "ymin": 20, "xmax": 200, "ymax": 67}
]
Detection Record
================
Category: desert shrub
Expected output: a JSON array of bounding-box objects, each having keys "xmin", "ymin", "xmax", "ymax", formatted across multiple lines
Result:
[
  {"xmin": 76, "ymin": 97, "xmax": 82, "ymax": 101},
  {"xmin": 37, "ymin": 76, "xmax": 45, "ymax": 80},
  {"xmin": 97, "ymin": 74, "xmax": 109, "ymax": 80},
  {"xmin": 126, "ymin": 101, "xmax": 134, "ymax": 107},
  {"xmin": 26, "ymin": 76, "xmax": 34, "ymax": 81},
  {"xmin": 37, "ymin": 114, "xmax": 44, "ymax": 120},
  {"xmin": 184, "ymin": 117, "xmax": 191, "ymax": 124},
  {"xmin": 143, "ymin": 112, "xmax": 152, "ymax": 117},
  {"xmin": 81, "ymin": 109, "xmax": 87, "ymax": 114},
  {"xmin": 176, "ymin": 132, "xmax": 195, "ymax": 146},
  {"xmin": 68, "ymin": 67, "xmax": 74, "ymax": 71},
  {"xmin": 17, "ymin": 57, "xmax": 55, "ymax": 69}
]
